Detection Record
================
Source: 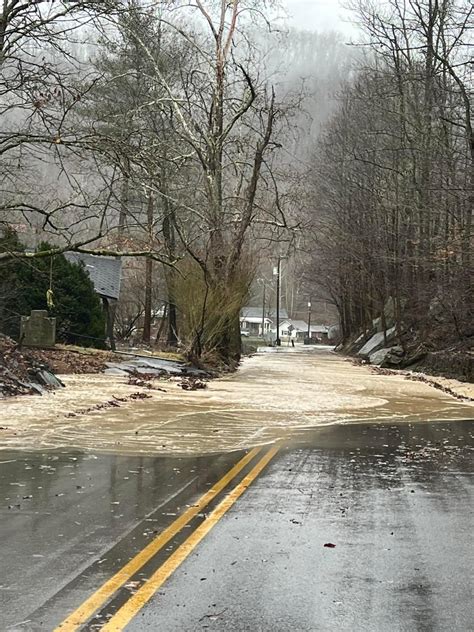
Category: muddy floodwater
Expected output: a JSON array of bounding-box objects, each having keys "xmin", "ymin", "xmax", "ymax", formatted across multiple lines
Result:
[{"xmin": 1, "ymin": 349, "xmax": 472, "ymax": 456}]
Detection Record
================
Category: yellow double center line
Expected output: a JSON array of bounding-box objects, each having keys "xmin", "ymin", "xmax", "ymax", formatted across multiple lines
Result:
[{"xmin": 55, "ymin": 446, "xmax": 278, "ymax": 631}]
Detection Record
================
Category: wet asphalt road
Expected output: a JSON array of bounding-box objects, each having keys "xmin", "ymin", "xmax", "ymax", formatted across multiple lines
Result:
[
  {"xmin": 0, "ymin": 449, "xmax": 243, "ymax": 630},
  {"xmin": 1, "ymin": 420, "xmax": 473, "ymax": 631}
]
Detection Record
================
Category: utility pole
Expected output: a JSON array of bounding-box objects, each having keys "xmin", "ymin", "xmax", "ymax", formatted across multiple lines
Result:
[
  {"xmin": 142, "ymin": 192, "xmax": 154, "ymax": 345},
  {"xmin": 275, "ymin": 257, "xmax": 282, "ymax": 346}
]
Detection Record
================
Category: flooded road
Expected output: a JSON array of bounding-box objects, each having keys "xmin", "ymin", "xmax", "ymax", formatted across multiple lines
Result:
[
  {"xmin": 1, "ymin": 348, "xmax": 473, "ymax": 456},
  {"xmin": 1, "ymin": 348, "xmax": 473, "ymax": 630}
]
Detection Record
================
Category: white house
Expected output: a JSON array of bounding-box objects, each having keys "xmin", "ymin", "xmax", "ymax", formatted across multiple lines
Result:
[
  {"xmin": 275, "ymin": 319, "xmax": 308, "ymax": 340},
  {"xmin": 240, "ymin": 306, "xmax": 288, "ymax": 336},
  {"xmin": 274, "ymin": 320, "xmax": 332, "ymax": 342},
  {"xmin": 240, "ymin": 307, "xmax": 336, "ymax": 343},
  {"xmin": 240, "ymin": 315, "xmax": 272, "ymax": 336}
]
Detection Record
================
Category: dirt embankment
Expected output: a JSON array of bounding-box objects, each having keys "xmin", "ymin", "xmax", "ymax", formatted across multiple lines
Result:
[
  {"xmin": 339, "ymin": 316, "xmax": 472, "ymax": 387},
  {"xmin": 342, "ymin": 333, "xmax": 473, "ymax": 402},
  {"xmin": 413, "ymin": 347, "xmax": 473, "ymax": 383},
  {"xmin": 0, "ymin": 336, "xmax": 115, "ymax": 397},
  {"xmin": 0, "ymin": 335, "xmax": 211, "ymax": 400}
]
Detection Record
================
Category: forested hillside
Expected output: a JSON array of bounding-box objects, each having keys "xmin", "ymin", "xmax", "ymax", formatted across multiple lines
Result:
[{"xmin": 304, "ymin": 0, "xmax": 472, "ymax": 377}]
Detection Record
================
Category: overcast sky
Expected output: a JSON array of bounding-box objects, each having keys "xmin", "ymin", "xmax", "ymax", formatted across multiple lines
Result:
[{"xmin": 281, "ymin": 0, "xmax": 357, "ymax": 36}]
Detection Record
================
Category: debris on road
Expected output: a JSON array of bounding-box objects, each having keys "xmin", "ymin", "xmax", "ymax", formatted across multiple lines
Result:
[
  {"xmin": 198, "ymin": 608, "xmax": 228, "ymax": 622},
  {"xmin": 106, "ymin": 355, "xmax": 210, "ymax": 381},
  {"xmin": 178, "ymin": 377, "xmax": 207, "ymax": 391},
  {"xmin": 323, "ymin": 543, "xmax": 336, "ymax": 548},
  {"xmin": 127, "ymin": 373, "xmax": 167, "ymax": 392},
  {"xmin": 64, "ymin": 392, "xmax": 152, "ymax": 418}
]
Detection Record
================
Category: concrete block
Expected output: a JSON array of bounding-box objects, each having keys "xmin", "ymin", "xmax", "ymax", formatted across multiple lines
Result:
[{"xmin": 20, "ymin": 310, "xmax": 56, "ymax": 348}]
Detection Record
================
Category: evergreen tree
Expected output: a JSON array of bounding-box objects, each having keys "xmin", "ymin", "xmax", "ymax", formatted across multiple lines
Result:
[
  {"xmin": 0, "ymin": 234, "xmax": 106, "ymax": 347},
  {"xmin": 0, "ymin": 227, "xmax": 26, "ymax": 336}
]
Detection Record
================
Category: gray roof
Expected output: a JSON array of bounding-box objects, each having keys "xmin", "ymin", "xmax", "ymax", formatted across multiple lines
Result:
[
  {"xmin": 65, "ymin": 252, "xmax": 122, "ymax": 300},
  {"xmin": 241, "ymin": 306, "xmax": 288, "ymax": 320}
]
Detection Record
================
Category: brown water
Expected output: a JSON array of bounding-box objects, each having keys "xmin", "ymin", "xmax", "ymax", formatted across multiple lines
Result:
[{"xmin": 1, "ymin": 349, "xmax": 472, "ymax": 455}]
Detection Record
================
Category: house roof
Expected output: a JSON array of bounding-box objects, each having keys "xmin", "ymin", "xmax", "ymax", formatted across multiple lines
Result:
[
  {"xmin": 241, "ymin": 306, "xmax": 288, "ymax": 320},
  {"xmin": 292, "ymin": 320, "xmax": 309, "ymax": 331},
  {"xmin": 239, "ymin": 316, "xmax": 272, "ymax": 324},
  {"xmin": 65, "ymin": 253, "xmax": 122, "ymax": 300}
]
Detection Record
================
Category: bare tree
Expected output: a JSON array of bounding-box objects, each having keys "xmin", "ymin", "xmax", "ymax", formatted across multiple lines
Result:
[
  {"xmin": 307, "ymin": 0, "xmax": 472, "ymax": 350},
  {"xmin": 95, "ymin": 1, "xmax": 292, "ymax": 362}
]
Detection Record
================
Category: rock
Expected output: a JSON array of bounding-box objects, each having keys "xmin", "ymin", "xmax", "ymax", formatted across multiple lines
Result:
[
  {"xmin": 0, "ymin": 334, "xmax": 65, "ymax": 397},
  {"xmin": 369, "ymin": 348, "xmax": 392, "ymax": 365},
  {"xmin": 358, "ymin": 327, "xmax": 396, "ymax": 358},
  {"xmin": 346, "ymin": 331, "xmax": 371, "ymax": 354},
  {"xmin": 30, "ymin": 368, "xmax": 65, "ymax": 388},
  {"xmin": 370, "ymin": 346, "xmax": 405, "ymax": 367},
  {"xmin": 382, "ymin": 346, "xmax": 405, "ymax": 367},
  {"xmin": 428, "ymin": 296, "xmax": 444, "ymax": 320}
]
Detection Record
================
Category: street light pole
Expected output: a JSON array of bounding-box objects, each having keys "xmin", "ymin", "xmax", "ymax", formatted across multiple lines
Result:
[{"xmin": 307, "ymin": 301, "xmax": 312, "ymax": 342}]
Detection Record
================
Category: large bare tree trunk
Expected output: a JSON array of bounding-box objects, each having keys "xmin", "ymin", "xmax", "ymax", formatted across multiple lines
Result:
[
  {"xmin": 161, "ymin": 167, "xmax": 178, "ymax": 347},
  {"xmin": 142, "ymin": 193, "xmax": 154, "ymax": 344}
]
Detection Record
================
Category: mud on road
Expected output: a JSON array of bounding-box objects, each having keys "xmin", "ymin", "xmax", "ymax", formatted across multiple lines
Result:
[{"xmin": 1, "ymin": 349, "xmax": 472, "ymax": 456}]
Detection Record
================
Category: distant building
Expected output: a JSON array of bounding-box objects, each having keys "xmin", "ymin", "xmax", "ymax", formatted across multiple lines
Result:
[
  {"xmin": 240, "ymin": 306, "xmax": 289, "ymax": 336},
  {"xmin": 64, "ymin": 252, "xmax": 122, "ymax": 348},
  {"xmin": 275, "ymin": 320, "xmax": 331, "ymax": 342},
  {"xmin": 240, "ymin": 306, "xmax": 336, "ymax": 343},
  {"xmin": 307, "ymin": 324, "xmax": 331, "ymax": 342},
  {"xmin": 278, "ymin": 319, "xmax": 306, "ymax": 340}
]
